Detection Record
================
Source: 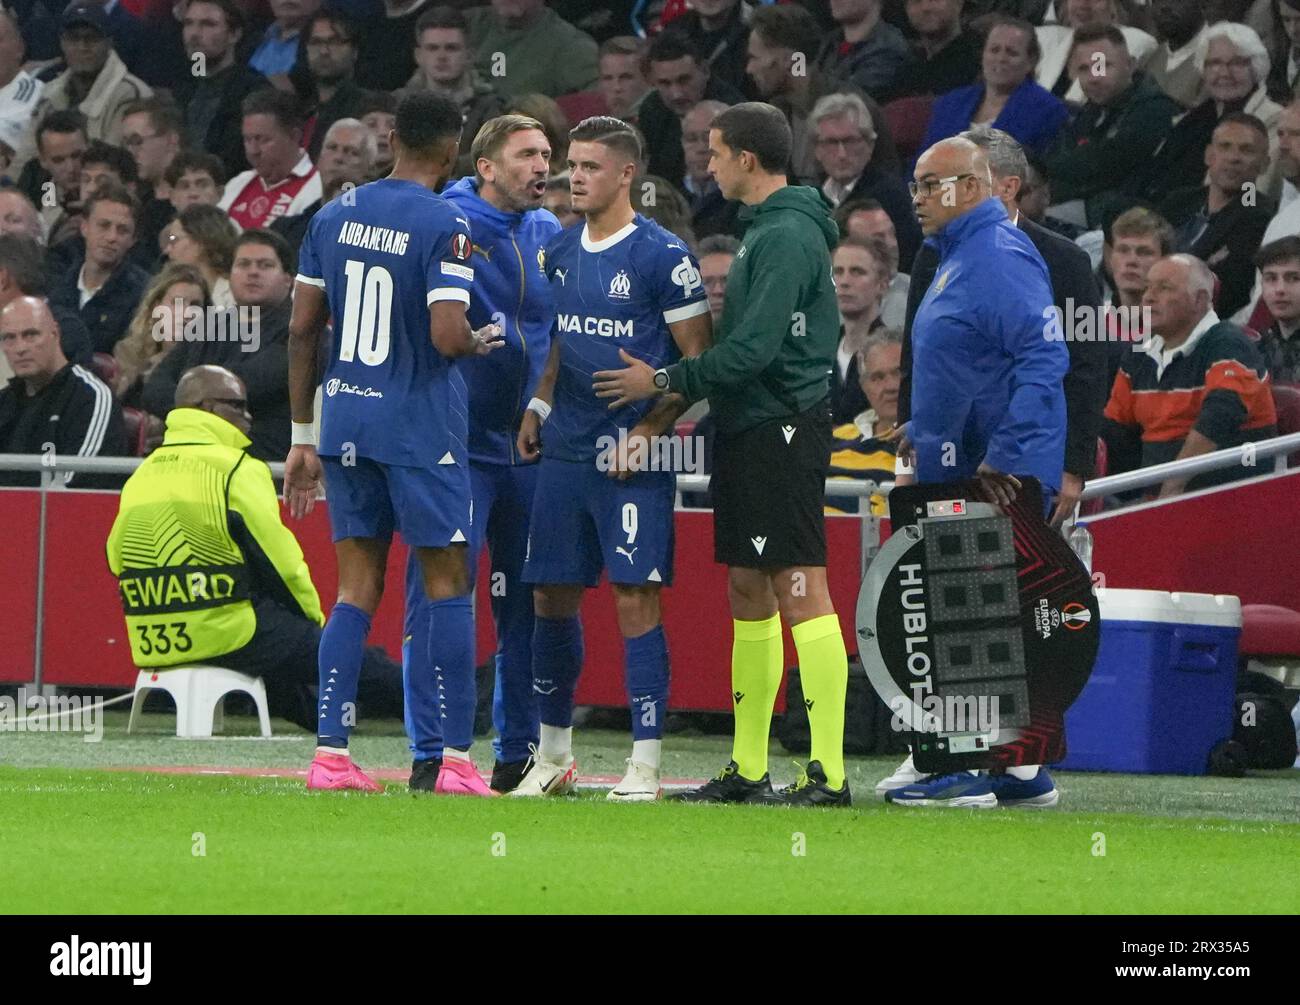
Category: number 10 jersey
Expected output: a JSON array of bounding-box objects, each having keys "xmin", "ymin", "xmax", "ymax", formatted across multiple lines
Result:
[{"xmin": 296, "ymin": 178, "xmax": 477, "ymax": 469}]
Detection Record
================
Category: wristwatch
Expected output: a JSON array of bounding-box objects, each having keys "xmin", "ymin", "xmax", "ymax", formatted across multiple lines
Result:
[{"xmin": 653, "ymin": 368, "xmax": 671, "ymax": 393}]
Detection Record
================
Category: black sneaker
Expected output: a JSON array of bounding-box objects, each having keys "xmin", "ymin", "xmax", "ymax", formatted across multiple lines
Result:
[
  {"xmin": 775, "ymin": 761, "xmax": 852, "ymax": 807},
  {"xmin": 490, "ymin": 755, "xmax": 533, "ymax": 794},
  {"xmin": 409, "ymin": 758, "xmax": 442, "ymax": 793},
  {"xmin": 668, "ymin": 760, "xmax": 779, "ymax": 804}
]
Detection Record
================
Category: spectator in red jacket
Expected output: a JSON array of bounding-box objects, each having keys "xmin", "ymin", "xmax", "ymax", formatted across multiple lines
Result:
[{"xmin": 218, "ymin": 89, "xmax": 322, "ymax": 230}]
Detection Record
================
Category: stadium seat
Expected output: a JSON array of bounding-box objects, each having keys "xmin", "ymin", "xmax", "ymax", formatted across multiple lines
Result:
[
  {"xmin": 127, "ymin": 666, "xmax": 272, "ymax": 739},
  {"xmin": 121, "ymin": 407, "xmax": 148, "ymax": 457},
  {"xmin": 555, "ymin": 90, "xmax": 607, "ymax": 127},
  {"xmin": 1272, "ymin": 386, "xmax": 1300, "ymax": 467},
  {"xmin": 91, "ymin": 352, "xmax": 118, "ymax": 389},
  {"xmin": 881, "ymin": 95, "xmax": 935, "ymax": 165},
  {"xmin": 1239, "ymin": 606, "xmax": 1300, "ymax": 710},
  {"xmin": 1240, "ymin": 605, "xmax": 1300, "ymax": 658},
  {"xmin": 1272, "ymin": 385, "xmax": 1300, "ymax": 435}
]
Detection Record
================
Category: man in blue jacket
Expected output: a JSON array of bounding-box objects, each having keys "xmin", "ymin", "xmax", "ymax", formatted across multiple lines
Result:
[
  {"xmin": 885, "ymin": 136, "xmax": 1069, "ymax": 810},
  {"xmin": 403, "ymin": 114, "xmax": 561, "ymax": 793}
]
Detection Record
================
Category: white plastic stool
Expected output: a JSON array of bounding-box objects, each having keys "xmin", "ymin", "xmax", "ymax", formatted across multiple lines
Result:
[{"xmin": 127, "ymin": 666, "xmax": 272, "ymax": 738}]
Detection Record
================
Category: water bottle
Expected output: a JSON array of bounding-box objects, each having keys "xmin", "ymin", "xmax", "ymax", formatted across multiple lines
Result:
[{"xmin": 1067, "ymin": 522, "xmax": 1093, "ymax": 573}]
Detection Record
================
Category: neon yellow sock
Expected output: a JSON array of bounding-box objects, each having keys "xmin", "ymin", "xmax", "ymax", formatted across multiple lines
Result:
[
  {"xmin": 729, "ymin": 614, "xmax": 783, "ymax": 781},
  {"xmin": 791, "ymin": 613, "xmax": 848, "ymax": 789}
]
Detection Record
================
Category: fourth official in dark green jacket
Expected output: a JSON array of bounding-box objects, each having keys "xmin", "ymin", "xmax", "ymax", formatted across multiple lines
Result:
[{"xmin": 665, "ymin": 185, "xmax": 840, "ymax": 429}]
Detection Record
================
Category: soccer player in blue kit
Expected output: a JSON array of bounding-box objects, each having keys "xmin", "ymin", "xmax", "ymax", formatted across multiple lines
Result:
[
  {"xmin": 401, "ymin": 114, "xmax": 561, "ymax": 794},
  {"xmin": 509, "ymin": 116, "xmax": 712, "ymax": 801},
  {"xmin": 284, "ymin": 92, "xmax": 504, "ymax": 794}
]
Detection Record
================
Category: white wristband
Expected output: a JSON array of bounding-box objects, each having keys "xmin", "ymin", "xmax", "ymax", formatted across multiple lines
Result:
[
  {"xmin": 526, "ymin": 397, "xmax": 551, "ymax": 423},
  {"xmin": 291, "ymin": 422, "xmax": 316, "ymax": 447},
  {"xmin": 894, "ymin": 454, "xmax": 914, "ymax": 476}
]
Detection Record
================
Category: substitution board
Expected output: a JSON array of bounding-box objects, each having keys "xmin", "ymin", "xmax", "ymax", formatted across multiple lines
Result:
[{"xmin": 855, "ymin": 478, "xmax": 1100, "ymax": 773}]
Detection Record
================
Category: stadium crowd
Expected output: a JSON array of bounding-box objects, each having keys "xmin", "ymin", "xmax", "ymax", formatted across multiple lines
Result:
[{"xmin": 0, "ymin": 0, "xmax": 1295, "ymax": 496}]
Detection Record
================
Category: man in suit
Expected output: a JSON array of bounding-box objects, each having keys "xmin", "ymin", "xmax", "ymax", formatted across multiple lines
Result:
[
  {"xmin": 900, "ymin": 126, "xmax": 1109, "ymax": 527},
  {"xmin": 811, "ymin": 91, "xmax": 922, "ymax": 271}
]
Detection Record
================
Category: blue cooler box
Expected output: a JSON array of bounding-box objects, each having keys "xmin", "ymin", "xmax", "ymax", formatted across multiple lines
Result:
[{"xmin": 1056, "ymin": 589, "xmax": 1242, "ymax": 775}]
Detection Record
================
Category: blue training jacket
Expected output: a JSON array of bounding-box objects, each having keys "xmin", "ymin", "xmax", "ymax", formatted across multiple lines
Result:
[
  {"xmin": 907, "ymin": 197, "xmax": 1068, "ymax": 492},
  {"xmin": 444, "ymin": 177, "xmax": 561, "ymax": 466}
]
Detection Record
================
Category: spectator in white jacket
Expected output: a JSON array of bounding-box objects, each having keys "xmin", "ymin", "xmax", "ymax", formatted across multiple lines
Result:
[{"xmin": 33, "ymin": 4, "xmax": 151, "ymax": 148}]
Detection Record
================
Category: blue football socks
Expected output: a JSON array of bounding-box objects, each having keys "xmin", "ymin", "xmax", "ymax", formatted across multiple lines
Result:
[{"xmin": 317, "ymin": 602, "xmax": 370, "ymax": 749}]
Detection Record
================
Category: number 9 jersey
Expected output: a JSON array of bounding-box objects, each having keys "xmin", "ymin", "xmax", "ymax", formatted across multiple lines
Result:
[{"xmin": 296, "ymin": 178, "xmax": 477, "ymax": 469}]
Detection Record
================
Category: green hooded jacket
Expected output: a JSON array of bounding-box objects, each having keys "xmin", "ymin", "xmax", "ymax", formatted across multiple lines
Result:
[{"xmin": 667, "ymin": 185, "xmax": 840, "ymax": 435}]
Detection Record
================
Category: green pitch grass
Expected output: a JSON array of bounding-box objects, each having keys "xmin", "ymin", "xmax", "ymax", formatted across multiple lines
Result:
[{"xmin": 1, "ymin": 710, "xmax": 1298, "ymax": 914}]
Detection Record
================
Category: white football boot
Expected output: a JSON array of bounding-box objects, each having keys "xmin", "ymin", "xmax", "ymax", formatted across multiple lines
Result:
[
  {"xmin": 508, "ymin": 750, "xmax": 578, "ymax": 798},
  {"xmin": 875, "ymin": 752, "xmax": 924, "ymax": 797},
  {"xmin": 606, "ymin": 759, "xmax": 661, "ymax": 802}
]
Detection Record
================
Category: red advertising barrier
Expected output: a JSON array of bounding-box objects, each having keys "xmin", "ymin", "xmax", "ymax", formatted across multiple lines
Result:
[
  {"xmin": 1083, "ymin": 470, "xmax": 1300, "ymax": 608},
  {"xmin": 0, "ymin": 487, "xmax": 867, "ymax": 712},
  {"xmin": 0, "ymin": 490, "xmax": 40, "ymax": 681},
  {"xmin": 8, "ymin": 471, "xmax": 1300, "ymax": 710}
]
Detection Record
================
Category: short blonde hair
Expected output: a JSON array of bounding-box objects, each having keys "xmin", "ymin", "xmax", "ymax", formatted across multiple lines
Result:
[{"xmin": 470, "ymin": 113, "xmax": 548, "ymax": 179}]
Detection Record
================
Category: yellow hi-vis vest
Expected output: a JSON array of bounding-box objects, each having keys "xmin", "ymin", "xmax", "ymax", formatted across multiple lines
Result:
[{"xmin": 106, "ymin": 408, "xmax": 323, "ymax": 667}]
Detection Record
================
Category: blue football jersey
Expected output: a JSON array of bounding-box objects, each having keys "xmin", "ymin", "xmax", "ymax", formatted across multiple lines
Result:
[
  {"xmin": 542, "ymin": 215, "xmax": 708, "ymax": 462},
  {"xmin": 296, "ymin": 178, "xmax": 476, "ymax": 468}
]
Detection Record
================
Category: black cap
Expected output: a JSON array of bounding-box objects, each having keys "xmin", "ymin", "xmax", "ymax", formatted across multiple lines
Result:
[{"xmin": 61, "ymin": 3, "xmax": 111, "ymax": 35}]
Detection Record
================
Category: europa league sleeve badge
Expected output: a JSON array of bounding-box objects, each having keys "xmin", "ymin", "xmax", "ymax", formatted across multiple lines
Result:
[{"xmin": 856, "ymin": 478, "xmax": 1100, "ymax": 774}]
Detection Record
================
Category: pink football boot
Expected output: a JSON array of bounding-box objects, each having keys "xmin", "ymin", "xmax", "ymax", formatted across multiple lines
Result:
[
  {"xmin": 434, "ymin": 756, "xmax": 497, "ymax": 796},
  {"xmin": 307, "ymin": 752, "xmax": 383, "ymax": 792}
]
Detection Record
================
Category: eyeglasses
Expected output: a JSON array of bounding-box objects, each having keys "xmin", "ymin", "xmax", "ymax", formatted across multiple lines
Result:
[
  {"xmin": 123, "ymin": 133, "xmax": 159, "ymax": 148},
  {"xmin": 1204, "ymin": 56, "xmax": 1253, "ymax": 72},
  {"xmin": 908, "ymin": 173, "xmax": 976, "ymax": 199},
  {"xmin": 815, "ymin": 135, "xmax": 870, "ymax": 151}
]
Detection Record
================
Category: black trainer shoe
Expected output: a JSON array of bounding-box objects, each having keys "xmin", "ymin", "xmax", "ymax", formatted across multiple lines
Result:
[
  {"xmin": 775, "ymin": 761, "xmax": 852, "ymax": 807},
  {"xmin": 409, "ymin": 758, "xmax": 442, "ymax": 793},
  {"xmin": 490, "ymin": 755, "xmax": 533, "ymax": 794},
  {"xmin": 668, "ymin": 760, "xmax": 779, "ymax": 804}
]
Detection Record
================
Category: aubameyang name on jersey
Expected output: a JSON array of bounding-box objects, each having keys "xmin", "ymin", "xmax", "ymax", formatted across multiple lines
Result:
[
  {"xmin": 557, "ymin": 313, "xmax": 633, "ymax": 338},
  {"xmin": 337, "ymin": 221, "xmax": 411, "ymax": 255}
]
